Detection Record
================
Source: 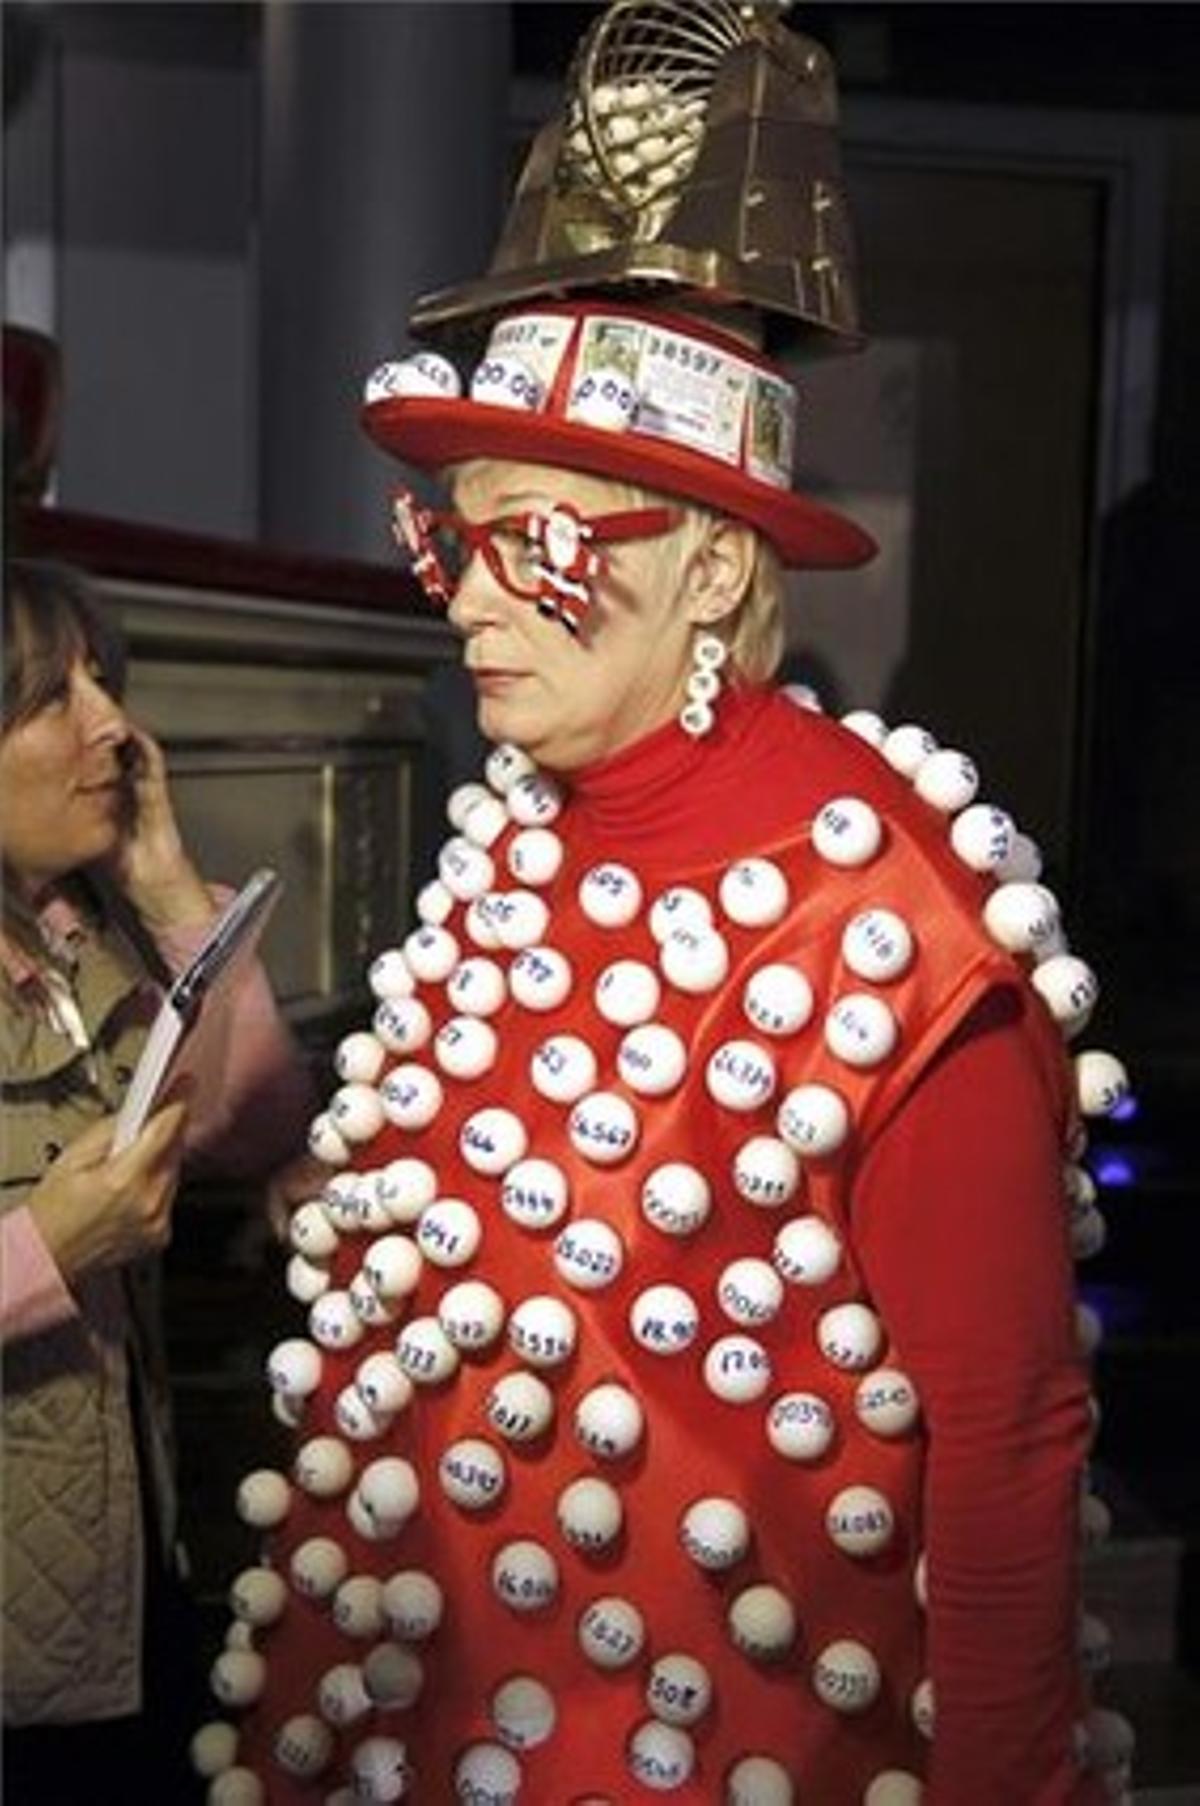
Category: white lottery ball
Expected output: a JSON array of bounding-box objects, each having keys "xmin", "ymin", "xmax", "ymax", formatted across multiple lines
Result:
[
  {"xmin": 679, "ymin": 1496, "xmax": 750, "ymax": 1570},
  {"xmin": 812, "ymin": 797, "xmax": 882, "ymax": 868},
  {"xmin": 818, "ymin": 1302, "xmax": 884, "ymax": 1370},
  {"xmin": 728, "ymin": 1584, "xmax": 797, "ymax": 1661},
  {"xmin": 347, "ymin": 1273, "xmax": 396, "ymax": 1332},
  {"xmin": 913, "ymin": 747, "xmax": 979, "ymax": 813},
  {"xmin": 434, "ymin": 1015, "xmax": 499, "ymax": 1081},
  {"xmin": 646, "ymin": 1653, "xmax": 711, "ymax": 1728},
  {"xmin": 295, "ymin": 1435, "xmax": 354, "ymax": 1499},
  {"xmin": 289, "ymin": 1536, "xmax": 349, "ymax": 1600},
  {"xmin": 364, "ymin": 1235, "xmax": 423, "ymax": 1299},
  {"xmin": 865, "ymin": 1773, "xmax": 924, "ymax": 1806},
  {"xmin": 191, "ymin": 1722, "xmax": 238, "ymax": 1779},
  {"xmin": 492, "ymin": 1538, "xmax": 559, "ymax": 1613},
  {"xmin": 1071, "ymin": 1202, "xmax": 1107, "ymax": 1260},
  {"xmin": 491, "ymin": 891, "xmax": 552, "ymax": 954},
  {"xmin": 530, "ymin": 1033, "xmax": 598, "ymax": 1103},
  {"xmin": 704, "ymin": 1334, "xmax": 773, "ymax": 1403},
  {"xmin": 996, "ymin": 829, "xmax": 1044, "ymax": 883},
  {"xmin": 717, "ymin": 1259, "xmax": 784, "ymax": 1327},
  {"xmin": 486, "ymin": 1369, "xmax": 555, "ymax": 1442},
  {"xmin": 659, "ymin": 924, "xmax": 730, "ymax": 994},
  {"xmin": 322, "ymin": 1170, "xmax": 367, "ymax": 1231},
  {"xmin": 733, "ymin": 1136, "xmax": 800, "ymax": 1209},
  {"xmin": 210, "ymin": 1649, "xmax": 266, "ymax": 1708},
  {"xmin": 506, "ymin": 771, "xmax": 563, "ymax": 828},
  {"xmin": 485, "ymin": 743, "xmax": 536, "ymax": 796},
  {"xmin": 491, "ymin": 1674, "xmax": 557, "ymax": 1750},
  {"xmin": 554, "ymin": 1218, "xmax": 625, "ymax": 1291},
  {"xmin": 288, "ymin": 1201, "xmax": 340, "ymax": 1261},
  {"xmin": 508, "ymin": 1294, "xmax": 577, "ymax": 1368},
  {"xmin": 1076, "ymin": 1301, "xmax": 1104, "ymax": 1360},
  {"xmin": 649, "ymin": 885, "xmax": 713, "ymax": 942},
  {"xmin": 274, "ymin": 1714, "xmax": 333, "ymax": 1779},
  {"xmin": 568, "ymin": 363, "xmax": 638, "ymax": 431},
  {"xmin": 349, "ymin": 1734, "xmax": 411, "ymax": 1803},
  {"xmin": 719, "ymin": 858, "xmax": 790, "ymax": 928},
  {"xmin": 574, "ymin": 1382, "xmax": 645, "ymax": 1460},
  {"xmin": 628, "ymin": 1719, "xmax": 696, "ymax": 1790},
  {"xmin": 471, "ymin": 352, "xmax": 543, "ymax": 412},
  {"xmin": 641, "ymin": 1161, "xmax": 712, "ymax": 1236},
  {"xmin": 500, "ymin": 1157, "xmax": 570, "ymax": 1231},
  {"xmin": 568, "ymin": 1090, "xmax": 640, "ymax": 1166},
  {"xmin": 841, "ymin": 908, "xmax": 915, "ymax": 983},
  {"xmin": 855, "ymin": 1368, "xmax": 920, "ymax": 1437},
  {"xmin": 235, "ymin": 1468, "xmax": 291, "ymax": 1528},
  {"xmin": 229, "ymin": 1566, "xmax": 287, "ymax": 1628},
  {"xmin": 983, "ymin": 881, "xmax": 1061, "ymax": 954},
  {"xmin": 362, "ymin": 1642, "xmax": 424, "ymax": 1709},
  {"xmin": 616, "ymin": 1023, "xmax": 687, "ymax": 1100},
  {"xmin": 438, "ymin": 835, "xmax": 495, "ymax": 902},
  {"xmin": 403, "ymin": 923, "xmax": 460, "ymax": 984},
  {"xmin": 368, "ymin": 948, "xmax": 415, "ymax": 1001},
  {"xmin": 726, "ymin": 1753, "xmax": 796, "ymax": 1805},
  {"xmin": 358, "ymin": 1457, "xmax": 419, "ymax": 1525},
  {"xmin": 223, "ymin": 1621, "xmax": 255, "ymax": 1652},
  {"xmin": 317, "ymin": 1664, "xmax": 371, "ymax": 1731},
  {"xmin": 464, "ymin": 894, "xmax": 503, "ymax": 949},
  {"xmin": 373, "ymin": 996, "xmax": 432, "ymax": 1055},
  {"xmin": 826, "ymin": 1484, "xmax": 895, "ymax": 1557},
  {"xmin": 509, "ymin": 945, "xmax": 573, "ymax": 1012},
  {"xmin": 777, "ymin": 1084, "xmax": 850, "ymax": 1156},
  {"xmin": 1080, "ymin": 1611, "xmax": 1114, "ymax": 1675},
  {"xmin": 347, "ymin": 1479, "xmax": 407, "ymax": 1545},
  {"xmin": 840, "ymin": 708, "xmax": 888, "ymax": 748},
  {"xmin": 439, "ymin": 1437, "xmax": 502, "ymax": 1509},
  {"xmin": 578, "ymin": 1596, "xmax": 646, "ymax": 1669},
  {"xmin": 507, "ymin": 826, "xmax": 563, "ymax": 887},
  {"xmin": 439, "ymin": 1279, "xmax": 506, "ymax": 1351},
  {"xmin": 770, "ymin": 1219, "xmax": 831, "ymax": 1304},
  {"xmin": 766, "ymin": 1390, "xmax": 836, "ymax": 1462},
  {"xmin": 1031, "ymin": 954, "xmax": 1099, "ymax": 1035},
  {"xmin": 706, "ymin": 1039, "xmax": 778, "ymax": 1113},
  {"xmin": 460, "ymin": 1106, "xmax": 528, "ymax": 1175},
  {"xmin": 911, "ymin": 1678, "xmax": 936, "ymax": 1740},
  {"xmin": 1081, "ymin": 1491, "xmax": 1113, "ymax": 1549},
  {"xmin": 266, "ymin": 1337, "xmax": 322, "ymax": 1397},
  {"xmin": 595, "ymin": 958, "xmax": 661, "ymax": 1028},
  {"xmin": 630, "ymin": 1283, "xmax": 700, "ymax": 1356},
  {"xmin": 883, "ymin": 723, "xmax": 938, "ymax": 777},
  {"xmin": 396, "ymin": 1315, "xmax": 460, "ymax": 1385},
  {"xmin": 825, "ymin": 993, "xmax": 899, "ymax": 1068},
  {"xmin": 379, "ymin": 1063, "xmax": 443, "ymax": 1131},
  {"xmin": 270, "ymin": 1388, "xmax": 307, "ymax": 1429},
  {"xmin": 375, "ymin": 1158, "xmax": 437, "ymax": 1226},
  {"xmin": 207, "ymin": 1771, "xmax": 264, "ymax": 1806},
  {"xmin": 454, "ymin": 1741, "xmax": 522, "ymax": 1803},
  {"xmin": 1075, "ymin": 1049, "xmax": 1131, "ymax": 1117},
  {"xmin": 914, "ymin": 1551, "xmax": 928, "ymax": 1609},
  {"xmin": 286, "ymin": 1252, "xmax": 331, "ymax": 1305},
  {"xmin": 365, "ymin": 350, "xmax": 460, "ymax": 402},
  {"xmin": 307, "ymin": 1110, "xmax": 350, "ymax": 1167},
  {"xmin": 446, "ymin": 956, "xmax": 507, "ymax": 1018},
  {"xmin": 382, "ymin": 1569, "xmax": 444, "ymax": 1641},
  {"xmin": 950, "ymin": 803, "xmax": 1016, "ymax": 873},
  {"xmin": 812, "ymin": 1639, "xmax": 882, "ymax": 1713},
  {"xmin": 415, "ymin": 877, "xmax": 454, "ymax": 926},
  {"xmin": 742, "ymin": 962, "xmax": 815, "ymax": 1037},
  {"xmin": 579, "ymin": 862, "xmax": 643, "ymax": 928},
  {"xmin": 416, "ymin": 1197, "xmax": 481, "ymax": 1268},
  {"xmin": 309, "ymin": 1289, "xmax": 364, "ymax": 1352},
  {"xmin": 335, "ymin": 1032, "xmax": 387, "ymax": 1086},
  {"xmin": 1082, "ymin": 1705, "xmax": 1135, "ymax": 1772},
  {"xmin": 557, "ymin": 1475, "xmax": 624, "ymax": 1552}
]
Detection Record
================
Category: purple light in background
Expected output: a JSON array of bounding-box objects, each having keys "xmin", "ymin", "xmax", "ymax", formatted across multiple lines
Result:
[
  {"xmin": 1109, "ymin": 1092, "xmax": 1139, "ymax": 1123},
  {"xmin": 1095, "ymin": 1155, "xmax": 1135, "ymax": 1187}
]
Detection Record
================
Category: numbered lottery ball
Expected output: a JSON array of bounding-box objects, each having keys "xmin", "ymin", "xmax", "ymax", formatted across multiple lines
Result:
[
  {"xmin": 628, "ymin": 1719, "xmax": 696, "ymax": 1790},
  {"xmin": 817, "ymin": 1302, "xmax": 884, "ymax": 1371},
  {"xmin": 530, "ymin": 1033, "xmax": 598, "ymax": 1103},
  {"xmin": 485, "ymin": 743, "xmax": 536, "ymax": 795},
  {"xmin": 824, "ymin": 993, "xmax": 899, "ymax": 1068},
  {"xmin": 460, "ymin": 1106, "xmax": 529, "ymax": 1176},
  {"xmin": 289, "ymin": 1536, "xmax": 349, "ymax": 1601},
  {"xmin": 717, "ymin": 1259, "xmax": 785, "ymax": 1327},
  {"xmin": 294, "ymin": 1435, "xmax": 354, "ymax": 1499},
  {"xmin": 728, "ymin": 1584, "xmax": 797, "ymax": 1661},
  {"xmin": 811, "ymin": 797, "xmax": 882, "ymax": 867},
  {"xmin": 210, "ymin": 1650, "xmax": 266, "ymax": 1709},
  {"xmin": 882, "ymin": 722, "xmax": 938, "ymax": 777},
  {"xmin": 865, "ymin": 1774, "xmax": 924, "ymax": 1806},
  {"xmin": 500, "ymin": 1157, "xmax": 570, "ymax": 1231},
  {"xmin": 913, "ymin": 746, "xmax": 979, "ymax": 812},
  {"xmin": 485, "ymin": 1369, "xmax": 555, "ymax": 1443},
  {"xmin": 826, "ymin": 1483, "xmax": 895, "ymax": 1557},
  {"xmin": 1075, "ymin": 1049, "xmax": 1131, "ymax": 1117},
  {"xmin": 646, "ymin": 1652, "xmax": 712, "ymax": 1728},
  {"xmin": 557, "ymin": 1475, "xmax": 623, "ymax": 1553},
  {"xmin": 403, "ymin": 923, "xmax": 460, "ymax": 984},
  {"xmin": 439, "ymin": 1437, "xmax": 507, "ymax": 1511},
  {"xmin": 379, "ymin": 1064, "xmax": 443, "ymax": 1131},
  {"xmin": 578, "ymin": 862, "xmax": 643, "ymax": 928},
  {"xmin": 950, "ymin": 803, "xmax": 1015, "ymax": 872},
  {"xmin": 509, "ymin": 945, "xmax": 573, "ymax": 1012},
  {"xmin": 490, "ymin": 1674, "xmax": 557, "ymax": 1750},
  {"xmin": 726, "ymin": 1753, "xmax": 796, "ymax": 1805},
  {"xmin": 641, "ymin": 1161, "xmax": 712, "ymax": 1236},
  {"xmin": 335, "ymin": 1031, "xmax": 387, "ymax": 1086},
  {"xmin": 415, "ymin": 1197, "xmax": 481, "ymax": 1268},
  {"xmin": 368, "ymin": 947, "xmax": 415, "ymax": 1001},
  {"xmin": 777, "ymin": 1083, "xmax": 850, "ymax": 1155},
  {"xmin": 595, "ymin": 958, "xmax": 661, "ymax": 1028},
  {"xmin": 617, "ymin": 1022, "xmax": 688, "ymax": 1096},
  {"xmin": 574, "ymin": 1382, "xmax": 644, "ymax": 1460},
  {"xmin": 773, "ymin": 1214, "xmax": 842, "ymax": 1286},
  {"xmin": 395, "ymin": 1315, "xmax": 460, "ymax": 1387},
  {"xmin": 766, "ymin": 1390, "xmax": 835, "ymax": 1462},
  {"xmin": 362, "ymin": 1643, "xmax": 424, "ymax": 1710},
  {"xmin": 434, "ymin": 1015, "xmax": 498, "ymax": 1081},
  {"xmin": 841, "ymin": 908, "xmax": 915, "ymax": 983},
  {"xmin": 190, "ymin": 1722, "xmax": 239, "ymax": 1780},
  {"xmin": 364, "ymin": 1235, "xmax": 423, "ymax": 1299},
  {"xmin": 229, "ymin": 1566, "xmax": 287, "ymax": 1628},
  {"xmin": 235, "ymin": 1469, "xmax": 291, "ymax": 1528},
  {"xmin": 266, "ymin": 1337, "xmax": 322, "ymax": 1398},
  {"xmin": 439, "ymin": 1279, "xmax": 506, "ymax": 1351},
  {"xmin": 679, "ymin": 1496, "xmax": 750, "ymax": 1570},
  {"xmin": 446, "ymin": 955, "xmax": 507, "ymax": 1018},
  {"xmin": 812, "ymin": 1638, "xmax": 882, "ymax": 1712},
  {"xmin": 578, "ymin": 1596, "xmax": 646, "ymax": 1670},
  {"xmin": 659, "ymin": 924, "xmax": 730, "ymax": 994},
  {"xmin": 373, "ymin": 996, "xmax": 433, "ymax": 1056},
  {"xmin": 273, "ymin": 1714, "xmax": 333, "ymax": 1780},
  {"xmin": 349, "ymin": 1734, "xmax": 411, "ymax": 1803},
  {"xmin": 568, "ymin": 1090, "xmax": 640, "ymax": 1166},
  {"xmin": 506, "ymin": 770, "xmax": 563, "ymax": 828},
  {"xmin": 554, "ymin": 1218, "xmax": 624, "ymax": 1291},
  {"xmin": 742, "ymin": 962, "xmax": 815, "ymax": 1037},
  {"xmin": 706, "ymin": 1038, "xmax": 778, "ymax": 1112},
  {"xmin": 1031, "ymin": 954, "xmax": 1099, "ymax": 1036},
  {"xmin": 375, "ymin": 1157, "xmax": 437, "ymax": 1225},
  {"xmin": 630, "ymin": 1283, "xmax": 699, "ymax": 1356},
  {"xmin": 355, "ymin": 1352, "xmax": 414, "ymax": 1418},
  {"xmin": 492, "ymin": 1538, "xmax": 559, "ymax": 1613},
  {"xmin": 855, "ymin": 1368, "xmax": 920, "ymax": 1437},
  {"xmin": 508, "ymin": 1294, "xmax": 577, "ymax": 1368},
  {"xmin": 382, "ymin": 1569, "xmax": 444, "ymax": 1641}
]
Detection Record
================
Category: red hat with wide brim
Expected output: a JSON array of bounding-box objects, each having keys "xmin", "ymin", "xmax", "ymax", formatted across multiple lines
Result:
[{"xmin": 361, "ymin": 301, "xmax": 875, "ymax": 571}]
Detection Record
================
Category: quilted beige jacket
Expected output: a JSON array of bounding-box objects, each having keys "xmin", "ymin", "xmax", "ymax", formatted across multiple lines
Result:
[{"xmin": 1, "ymin": 925, "xmax": 178, "ymax": 1725}]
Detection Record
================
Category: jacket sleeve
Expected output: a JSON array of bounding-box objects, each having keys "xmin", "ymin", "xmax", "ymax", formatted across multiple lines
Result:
[
  {"xmin": 854, "ymin": 986, "xmax": 1102, "ymax": 1805},
  {"xmin": 0, "ymin": 1207, "xmax": 79, "ymax": 1342}
]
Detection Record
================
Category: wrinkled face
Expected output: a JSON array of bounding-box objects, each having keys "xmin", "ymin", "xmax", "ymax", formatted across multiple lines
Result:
[
  {"xmin": 448, "ymin": 461, "xmax": 698, "ymax": 771},
  {"xmin": 0, "ymin": 657, "xmax": 130, "ymax": 894}
]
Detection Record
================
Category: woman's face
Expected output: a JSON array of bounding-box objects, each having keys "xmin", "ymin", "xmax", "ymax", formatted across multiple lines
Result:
[
  {"xmin": 0, "ymin": 657, "xmax": 131, "ymax": 895},
  {"xmin": 448, "ymin": 461, "xmax": 699, "ymax": 772}
]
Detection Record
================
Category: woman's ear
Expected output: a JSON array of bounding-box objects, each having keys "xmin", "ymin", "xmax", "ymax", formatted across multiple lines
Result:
[{"xmin": 682, "ymin": 519, "xmax": 758, "ymax": 628}]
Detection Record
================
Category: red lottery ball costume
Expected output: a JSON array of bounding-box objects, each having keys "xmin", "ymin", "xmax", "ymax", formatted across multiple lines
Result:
[{"xmin": 196, "ymin": 5, "xmax": 1133, "ymax": 1802}]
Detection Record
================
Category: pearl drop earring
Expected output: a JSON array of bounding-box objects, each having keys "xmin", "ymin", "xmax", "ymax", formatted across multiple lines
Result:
[{"xmin": 678, "ymin": 631, "xmax": 729, "ymax": 738}]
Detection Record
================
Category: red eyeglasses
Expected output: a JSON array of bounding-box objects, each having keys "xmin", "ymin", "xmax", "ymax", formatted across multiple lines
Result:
[{"xmin": 391, "ymin": 487, "xmax": 679, "ymax": 636}]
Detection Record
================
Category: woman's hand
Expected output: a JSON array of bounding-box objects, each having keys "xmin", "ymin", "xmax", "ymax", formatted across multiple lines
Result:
[
  {"xmin": 27, "ymin": 1101, "xmax": 189, "ymax": 1285},
  {"xmin": 107, "ymin": 723, "xmax": 214, "ymax": 932}
]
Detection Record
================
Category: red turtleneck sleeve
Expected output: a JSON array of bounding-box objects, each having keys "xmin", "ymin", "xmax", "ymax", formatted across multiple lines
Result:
[{"xmin": 855, "ymin": 986, "xmax": 1098, "ymax": 1805}]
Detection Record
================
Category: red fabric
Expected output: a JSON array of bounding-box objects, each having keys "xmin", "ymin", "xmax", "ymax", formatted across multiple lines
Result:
[{"xmin": 232, "ymin": 688, "xmax": 1096, "ymax": 1803}]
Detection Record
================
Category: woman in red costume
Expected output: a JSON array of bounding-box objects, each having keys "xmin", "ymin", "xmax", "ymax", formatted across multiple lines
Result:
[{"xmin": 195, "ymin": 6, "xmax": 1133, "ymax": 1803}]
